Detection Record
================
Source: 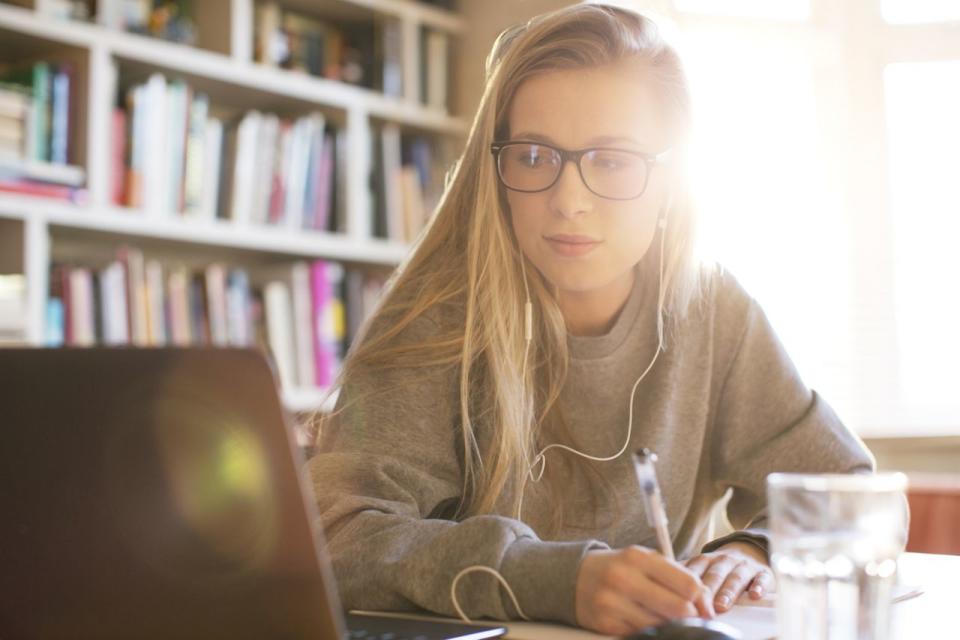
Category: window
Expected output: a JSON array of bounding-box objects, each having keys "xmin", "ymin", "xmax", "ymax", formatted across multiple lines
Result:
[
  {"xmin": 884, "ymin": 61, "xmax": 960, "ymax": 427},
  {"xmin": 682, "ymin": 28, "xmax": 856, "ymax": 423},
  {"xmin": 672, "ymin": 0, "xmax": 809, "ymax": 21},
  {"xmin": 882, "ymin": 0, "xmax": 960, "ymax": 24},
  {"xmin": 654, "ymin": 1, "xmax": 960, "ymax": 436}
]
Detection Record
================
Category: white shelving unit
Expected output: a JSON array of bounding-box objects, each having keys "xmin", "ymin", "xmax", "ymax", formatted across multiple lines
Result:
[{"xmin": 0, "ymin": 0, "xmax": 467, "ymax": 413}]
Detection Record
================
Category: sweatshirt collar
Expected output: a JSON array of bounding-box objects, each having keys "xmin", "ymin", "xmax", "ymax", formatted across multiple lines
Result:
[{"xmin": 567, "ymin": 263, "xmax": 650, "ymax": 361}]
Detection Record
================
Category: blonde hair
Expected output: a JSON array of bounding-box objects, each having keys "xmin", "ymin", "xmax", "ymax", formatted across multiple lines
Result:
[{"xmin": 317, "ymin": 3, "xmax": 703, "ymax": 535}]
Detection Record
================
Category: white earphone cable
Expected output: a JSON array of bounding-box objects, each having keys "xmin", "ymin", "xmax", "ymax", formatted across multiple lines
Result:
[
  {"xmin": 515, "ymin": 216, "xmax": 668, "ymax": 520},
  {"xmin": 449, "ymin": 213, "xmax": 668, "ymax": 623}
]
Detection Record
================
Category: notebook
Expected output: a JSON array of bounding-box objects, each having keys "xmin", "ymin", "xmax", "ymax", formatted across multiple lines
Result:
[{"xmin": 0, "ymin": 347, "xmax": 506, "ymax": 640}]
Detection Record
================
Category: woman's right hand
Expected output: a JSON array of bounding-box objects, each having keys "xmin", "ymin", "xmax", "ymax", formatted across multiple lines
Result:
[{"xmin": 574, "ymin": 546, "xmax": 716, "ymax": 635}]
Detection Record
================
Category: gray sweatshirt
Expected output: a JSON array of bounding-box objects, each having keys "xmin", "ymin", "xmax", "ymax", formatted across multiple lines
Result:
[{"xmin": 307, "ymin": 266, "xmax": 874, "ymax": 626}]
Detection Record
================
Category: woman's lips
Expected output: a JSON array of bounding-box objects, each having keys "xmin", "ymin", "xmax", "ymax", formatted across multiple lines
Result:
[{"xmin": 544, "ymin": 234, "xmax": 601, "ymax": 257}]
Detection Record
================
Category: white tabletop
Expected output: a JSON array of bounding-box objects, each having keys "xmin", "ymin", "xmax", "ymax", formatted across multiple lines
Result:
[
  {"xmin": 356, "ymin": 552, "xmax": 955, "ymax": 640},
  {"xmin": 500, "ymin": 552, "xmax": 955, "ymax": 639}
]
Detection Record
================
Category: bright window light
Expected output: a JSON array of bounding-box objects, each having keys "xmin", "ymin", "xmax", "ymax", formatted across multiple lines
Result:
[
  {"xmin": 884, "ymin": 61, "xmax": 960, "ymax": 426},
  {"xmin": 672, "ymin": 0, "xmax": 809, "ymax": 21},
  {"xmin": 882, "ymin": 0, "xmax": 960, "ymax": 24},
  {"xmin": 682, "ymin": 28, "xmax": 856, "ymax": 424}
]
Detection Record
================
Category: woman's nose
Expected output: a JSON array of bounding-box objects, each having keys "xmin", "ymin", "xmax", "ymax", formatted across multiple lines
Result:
[{"xmin": 548, "ymin": 159, "xmax": 593, "ymax": 219}]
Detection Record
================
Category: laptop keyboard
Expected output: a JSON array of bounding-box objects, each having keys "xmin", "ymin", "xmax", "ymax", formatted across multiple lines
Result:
[
  {"xmin": 343, "ymin": 612, "xmax": 506, "ymax": 640},
  {"xmin": 346, "ymin": 630, "xmax": 428, "ymax": 640}
]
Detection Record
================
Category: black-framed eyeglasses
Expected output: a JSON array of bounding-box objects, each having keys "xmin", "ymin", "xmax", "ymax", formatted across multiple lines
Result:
[{"xmin": 489, "ymin": 140, "xmax": 670, "ymax": 201}]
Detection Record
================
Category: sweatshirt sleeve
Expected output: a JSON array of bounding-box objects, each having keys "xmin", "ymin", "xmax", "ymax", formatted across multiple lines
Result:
[
  {"xmin": 306, "ymin": 318, "xmax": 607, "ymax": 625},
  {"xmin": 705, "ymin": 274, "xmax": 875, "ymax": 554}
]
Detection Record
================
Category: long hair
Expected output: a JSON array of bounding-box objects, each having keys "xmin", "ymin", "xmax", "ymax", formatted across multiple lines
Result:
[{"xmin": 315, "ymin": 3, "xmax": 702, "ymax": 536}]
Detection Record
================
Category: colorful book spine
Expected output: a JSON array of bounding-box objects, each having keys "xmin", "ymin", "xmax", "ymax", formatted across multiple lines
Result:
[
  {"xmin": 182, "ymin": 92, "xmax": 209, "ymax": 215},
  {"xmin": 30, "ymin": 62, "xmax": 50, "ymax": 163},
  {"xmin": 111, "ymin": 108, "xmax": 127, "ymax": 205},
  {"xmin": 50, "ymin": 64, "xmax": 71, "ymax": 164},
  {"xmin": 310, "ymin": 260, "xmax": 333, "ymax": 387},
  {"xmin": 45, "ymin": 297, "xmax": 64, "ymax": 347},
  {"xmin": 264, "ymin": 280, "xmax": 297, "ymax": 390},
  {"xmin": 291, "ymin": 261, "xmax": 316, "ymax": 388}
]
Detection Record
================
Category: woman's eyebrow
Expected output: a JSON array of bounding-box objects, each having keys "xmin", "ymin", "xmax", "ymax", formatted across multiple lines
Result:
[{"xmin": 510, "ymin": 131, "xmax": 644, "ymax": 148}]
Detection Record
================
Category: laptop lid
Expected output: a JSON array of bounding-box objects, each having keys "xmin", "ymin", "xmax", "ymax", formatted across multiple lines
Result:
[{"xmin": 0, "ymin": 347, "xmax": 346, "ymax": 639}]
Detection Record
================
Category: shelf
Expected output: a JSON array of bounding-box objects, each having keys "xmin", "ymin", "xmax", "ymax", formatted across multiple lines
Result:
[
  {"xmin": 0, "ymin": 195, "xmax": 411, "ymax": 265},
  {"xmin": 0, "ymin": 2, "xmax": 469, "ymax": 135}
]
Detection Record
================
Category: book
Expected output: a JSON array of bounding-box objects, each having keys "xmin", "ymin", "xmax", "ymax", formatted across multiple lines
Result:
[
  {"xmin": 310, "ymin": 260, "xmax": 348, "ymax": 387},
  {"xmin": 0, "ymin": 178, "xmax": 86, "ymax": 202},
  {"xmin": 189, "ymin": 272, "xmax": 210, "ymax": 345},
  {"xmin": 310, "ymin": 261, "xmax": 333, "ymax": 387},
  {"xmin": 205, "ymin": 263, "xmax": 229, "ymax": 346},
  {"xmin": 331, "ymin": 127, "xmax": 347, "ymax": 233},
  {"xmin": 291, "ymin": 262, "xmax": 316, "ymax": 388},
  {"xmin": 424, "ymin": 30, "xmax": 449, "ymax": 111},
  {"xmin": 68, "ymin": 267, "xmax": 95, "ymax": 346},
  {"xmin": 226, "ymin": 268, "xmax": 252, "ymax": 346},
  {"xmin": 264, "ymin": 280, "xmax": 297, "ymax": 390},
  {"xmin": 98, "ymin": 261, "xmax": 129, "ymax": 345},
  {"xmin": 0, "ymin": 274, "xmax": 26, "ymax": 334},
  {"xmin": 165, "ymin": 80, "xmax": 189, "ymax": 213},
  {"xmin": 381, "ymin": 124, "xmax": 403, "ymax": 241},
  {"xmin": 255, "ymin": 113, "xmax": 280, "ymax": 225},
  {"xmin": 117, "ymin": 246, "xmax": 149, "ymax": 346},
  {"xmin": 110, "ymin": 108, "xmax": 127, "ymax": 205},
  {"xmin": 45, "ymin": 296, "xmax": 64, "ymax": 347},
  {"xmin": 0, "ymin": 156, "xmax": 85, "ymax": 186},
  {"xmin": 400, "ymin": 165, "xmax": 426, "ymax": 243},
  {"xmin": 166, "ymin": 265, "xmax": 191, "ymax": 346},
  {"xmin": 199, "ymin": 117, "xmax": 223, "ymax": 219},
  {"xmin": 378, "ymin": 18, "xmax": 403, "ymax": 97},
  {"xmin": 50, "ymin": 64, "xmax": 71, "ymax": 164},
  {"xmin": 124, "ymin": 83, "xmax": 145, "ymax": 207},
  {"xmin": 141, "ymin": 73, "xmax": 168, "ymax": 215},
  {"xmin": 182, "ymin": 91, "xmax": 209, "ymax": 216},
  {"xmin": 145, "ymin": 259, "xmax": 167, "ymax": 345},
  {"xmin": 229, "ymin": 110, "xmax": 262, "ymax": 223},
  {"xmin": 28, "ymin": 62, "xmax": 50, "ymax": 163},
  {"xmin": 310, "ymin": 131, "xmax": 335, "ymax": 230}
]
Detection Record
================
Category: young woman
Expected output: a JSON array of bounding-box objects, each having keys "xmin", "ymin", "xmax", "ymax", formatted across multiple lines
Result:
[{"xmin": 308, "ymin": 3, "xmax": 873, "ymax": 635}]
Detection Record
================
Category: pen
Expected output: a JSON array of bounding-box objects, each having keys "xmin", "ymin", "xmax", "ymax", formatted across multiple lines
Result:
[{"xmin": 633, "ymin": 448, "xmax": 675, "ymax": 561}]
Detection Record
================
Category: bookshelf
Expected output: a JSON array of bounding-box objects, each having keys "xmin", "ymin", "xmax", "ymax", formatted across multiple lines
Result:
[{"xmin": 0, "ymin": 0, "xmax": 467, "ymax": 413}]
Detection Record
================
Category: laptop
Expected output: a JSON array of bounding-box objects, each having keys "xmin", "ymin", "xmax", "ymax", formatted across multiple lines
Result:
[{"xmin": 0, "ymin": 347, "xmax": 507, "ymax": 640}]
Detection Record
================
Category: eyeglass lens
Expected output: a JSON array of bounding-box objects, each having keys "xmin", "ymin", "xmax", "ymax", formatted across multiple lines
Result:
[{"xmin": 497, "ymin": 143, "xmax": 649, "ymax": 199}]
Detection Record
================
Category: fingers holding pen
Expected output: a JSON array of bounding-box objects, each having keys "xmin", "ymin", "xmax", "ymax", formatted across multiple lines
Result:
[{"xmin": 576, "ymin": 546, "xmax": 716, "ymax": 635}]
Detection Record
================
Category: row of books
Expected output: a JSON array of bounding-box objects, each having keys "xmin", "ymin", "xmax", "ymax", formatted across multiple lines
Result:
[
  {"xmin": 114, "ymin": 72, "xmax": 345, "ymax": 232},
  {"xmin": 0, "ymin": 61, "xmax": 75, "ymax": 164},
  {"xmin": 255, "ymin": 1, "xmax": 374, "ymax": 90},
  {"xmin": 0, "ymin": 60, "xmax": 87, "ymax": 201},
  {"xmin": 47, "ymin": 247, "xmax": 387, "ymax": 390},
  {"xmin": 253, "ymin": 1, "xmax": 450, "ymax": 110},
  {"xmin": 98, "ymin": 0, "xmax": 197, "ymax": 44},
  {"xmin": 371, "ymin": 124, "xmax": 456, "ymax": 243}
]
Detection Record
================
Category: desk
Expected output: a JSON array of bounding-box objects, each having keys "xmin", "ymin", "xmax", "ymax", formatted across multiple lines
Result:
[{"xmin": 497, "ymin": 552, "xmax": 956, "ymax": 640}]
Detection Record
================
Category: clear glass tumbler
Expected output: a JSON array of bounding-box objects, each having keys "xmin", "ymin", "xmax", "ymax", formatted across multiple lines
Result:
[{"xmin": 767, "ymin": 472, "xmax": 909, "ymax": 640}]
